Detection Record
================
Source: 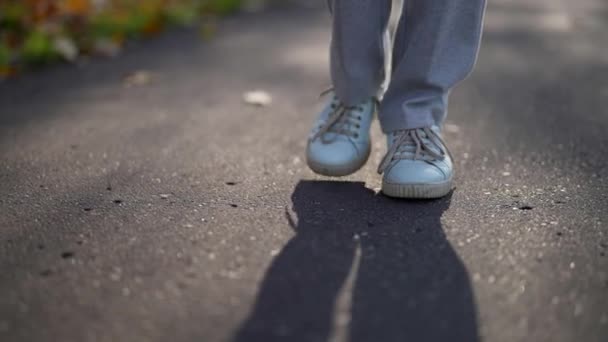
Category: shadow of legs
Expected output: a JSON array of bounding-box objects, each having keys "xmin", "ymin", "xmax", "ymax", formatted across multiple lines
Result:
[
  {"xmin": 350, "ymin": 191, "xmax": 479, "ymax": 342},
  {"xmin": 234, "ymin": 181, "xmax": 478, "ymax": 342}
]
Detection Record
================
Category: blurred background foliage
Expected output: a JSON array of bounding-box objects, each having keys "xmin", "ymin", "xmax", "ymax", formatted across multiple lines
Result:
[{"xmin": 0, "ymin": 0, "xmax": 260, "ymax": 78}]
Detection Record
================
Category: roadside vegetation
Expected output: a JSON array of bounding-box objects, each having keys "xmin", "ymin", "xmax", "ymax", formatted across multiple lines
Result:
[{"xmin": 0, "ymin": 0, "xmax": 250, "ymax": 78}]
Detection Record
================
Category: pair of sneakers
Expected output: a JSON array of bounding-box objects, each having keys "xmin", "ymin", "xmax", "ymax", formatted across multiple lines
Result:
[{"xmin": 306, "ymin": 92, "xmax": 453, "ymax": 199}]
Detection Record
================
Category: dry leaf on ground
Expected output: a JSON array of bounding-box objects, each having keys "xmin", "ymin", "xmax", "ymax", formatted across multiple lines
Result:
[
  {"xmin": 243, "ymin": 90, "xmax": 272, "ymax": 107},
  {"xmin": 123, "ymin": 70, "xmax": 154, "ymax": 87}
]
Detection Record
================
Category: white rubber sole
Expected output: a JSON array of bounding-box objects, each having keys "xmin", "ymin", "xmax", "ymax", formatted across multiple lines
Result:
[
  {"xmin": 306, "ymin": 144, "xmax": 371, "ymax": 177},
  {"xmin": 381, "ymin": 178, "xmax": 453, "ymax": 199}
]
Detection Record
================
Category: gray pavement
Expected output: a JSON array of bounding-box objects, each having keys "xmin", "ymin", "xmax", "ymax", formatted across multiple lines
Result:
[{"xmin": 1, "ymin": 1, "xmax": 607, "ymax": 341}]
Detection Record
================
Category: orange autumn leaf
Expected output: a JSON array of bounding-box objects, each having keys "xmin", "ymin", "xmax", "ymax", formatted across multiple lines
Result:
[
  {"xmin": 0, "ymin": 65, "xmax": 18, "ymax": 79},
  {"xmin": 61, "ymin": 0, "xmax": 91, "ymax": 16},
  {"xmin": 24, "ymin": 0, "xmax": 60, "ymax": 23},
  {"xmin": 143, "ymin": 18, "xmax": 164, "ymax": 36}
]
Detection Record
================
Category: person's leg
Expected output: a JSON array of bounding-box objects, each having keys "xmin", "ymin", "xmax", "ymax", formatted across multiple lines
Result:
[
  {"xmin": 379, "ymin": 0, "xmax": 486, "ymax": 131},
  {"xmin": 329, "ymin": 0, "xmax": 392, "ymax": 105},
  {"xmin": 305, "ymin": 0, "xmax": 392, "ymax": 177},
  {"xmin": 376, "ymin": 0, "xmax": 486, "ymax": 199}
]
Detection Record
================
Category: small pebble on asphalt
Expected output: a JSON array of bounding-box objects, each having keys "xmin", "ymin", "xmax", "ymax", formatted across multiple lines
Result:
[{"xmin": 61, "ymin": 251, "xmax": 74, "ymax": 259}]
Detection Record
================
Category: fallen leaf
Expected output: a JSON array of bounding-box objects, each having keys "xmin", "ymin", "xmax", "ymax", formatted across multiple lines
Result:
[
  {"xmin": 53, "ymin": 36, "xmax": 78, "ymax": 61},
  {"xmin": 200, "ymin": 20, "xmax": 218, "ymax": 40},
  {"xmin": 94, "ymin": 38, "xmax": 122, "ymax": 57},
  {"xmin": 243, "ymin": 90, "xmax": 272, "ymax": 107},
  {"xmin": 61, "ymin": 0, "xmax": 91, "ymax": 16},
  {"xmin": 444, "ymin": 124, "xmax": 461, "ymax": 134},
  {"xmin": 123, "ymin": 70, "xmax": 153, "ymax": 87}
]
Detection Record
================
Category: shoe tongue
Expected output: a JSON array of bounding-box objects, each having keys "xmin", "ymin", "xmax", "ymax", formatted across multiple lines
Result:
[{"xmin": 388, "ymin": 129, "xmax": 442, "ymax": 158}]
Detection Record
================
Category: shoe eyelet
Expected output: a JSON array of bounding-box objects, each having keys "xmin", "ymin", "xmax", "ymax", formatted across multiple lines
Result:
[{"xmin": 354, "ymin": 134, "xmax": 359, "ymax": 138}]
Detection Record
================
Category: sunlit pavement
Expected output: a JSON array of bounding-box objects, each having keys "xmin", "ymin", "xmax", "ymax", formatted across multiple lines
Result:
[{"xmin": 1, "ymin": 1, "xmax": 607, "ymax": 341}]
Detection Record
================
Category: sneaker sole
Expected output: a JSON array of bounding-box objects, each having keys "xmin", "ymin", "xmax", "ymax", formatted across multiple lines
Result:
[
  {"xmin": 306, "ymin": 144, "xmax": 371, "ymax": 177},
  {"xmin": 381, "ymin": 178, "xmax": 453, "ymax": 199}
]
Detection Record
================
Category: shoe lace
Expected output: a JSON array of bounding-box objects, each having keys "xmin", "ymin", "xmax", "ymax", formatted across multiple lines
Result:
[
  {"xmin": 310, "ymin": 88, "xmax": 368, "ymax": 144},
  {"xmin": 377, "ymin": 127, "xmax": 453, "ymax": 174}
]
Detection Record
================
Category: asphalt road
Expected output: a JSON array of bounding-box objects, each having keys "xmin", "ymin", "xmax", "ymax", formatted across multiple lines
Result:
[{"xmin": 1, "ymin": 1, "xmax": 607, "ymax": 341}]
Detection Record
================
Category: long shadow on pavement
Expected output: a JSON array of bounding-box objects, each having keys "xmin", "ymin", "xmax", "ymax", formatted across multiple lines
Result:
[{"xmin": 234, "ymin": 180, "xmax": 478, "ymax": 342}]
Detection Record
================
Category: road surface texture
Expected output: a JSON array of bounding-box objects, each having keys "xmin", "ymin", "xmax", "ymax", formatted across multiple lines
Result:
[{"xmin": 1, "ymin": 0, "xmax": 607, "ymax": 341}]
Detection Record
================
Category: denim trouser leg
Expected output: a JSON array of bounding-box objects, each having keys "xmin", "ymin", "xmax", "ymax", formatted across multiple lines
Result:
[
  {"xmin": 329, "ymin": 0, "xmax": 486, "ymax": 132},
  {"xmin": 380, "ymin": 0, "xmax": 486, "ymax": 132},
  {"xmin": 328, "ymin": 0, "xmax": 392, "ymax": 106}
]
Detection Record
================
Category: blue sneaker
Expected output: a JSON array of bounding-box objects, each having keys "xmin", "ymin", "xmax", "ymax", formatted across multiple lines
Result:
[
  {"xmin": 306, "ymin": 92, "xmax": 376, "ymax": 177},
  {"xmin": 378, "ymin": 126, "xmax": 454, "ymax": 199}
]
